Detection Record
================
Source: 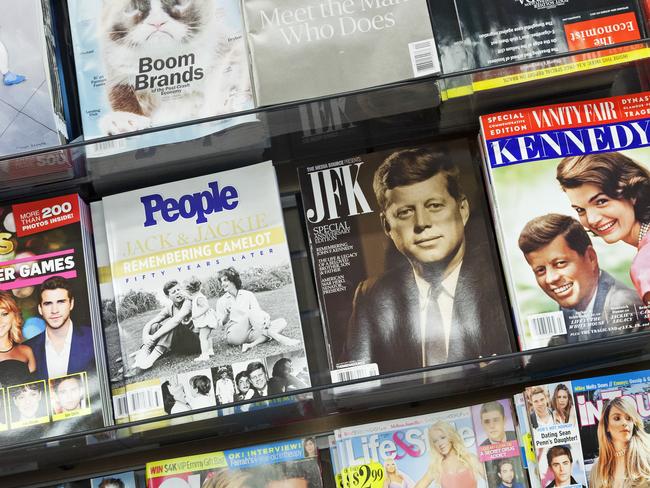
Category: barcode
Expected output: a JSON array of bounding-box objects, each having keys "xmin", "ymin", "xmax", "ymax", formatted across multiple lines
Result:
[
  {"xmin": 89, "ymin": 138, "xmax": 129, "ymax": 156},
  {"xmin": 126, "ymin": 387, "xmax": 161, "ymax": 414},
  {"xmin": 330, "ymin": 363, "xmax": 379, "ymax": 383},
  {"xmin": 113, "ymin": 394, "xmax": 129, "ymax": 420},
  {"xmin": 528, "ymin": 311, "xmax": 567, "ymax": 338},
  {"xmin": 408, "ymin": 39, "xmax": 439, "ymax": 77}
]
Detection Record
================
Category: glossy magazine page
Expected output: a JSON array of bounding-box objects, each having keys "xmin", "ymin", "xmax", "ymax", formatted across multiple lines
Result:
[
  {"xmin": 242, "ymin": 0, "xmax": 437, "ymax": 106},
  {"xmin": 525, "ymin": 369, "xmax": 650, "ymax": 488},
  {"xmin": 297, "ymin": 140, "xmax": 513, "ymax": 380},
  {"xmin": 481, "ymin": 92, "xmax": 650, "ymax": 350},
  {"xmin": 0, "ymin": 194, "xmax": 106, "ymax": 441},
  {"xmin": 103, "ymin": 161, "xmax": 310, "ymax": 423},
  {"xmin": 145, "ymin": 438, "xmax": 322, "ymax": 488},
  {"xmin": 67, "ymin": 0, "xmax": 255, "ymax": 157},
  {"xmin": 0, "ymin": 0, "xmax": 66, "ymax": 157},
  {"xmin": 335, "ymin": 399, "xmax": 528, "ymax": 488}
]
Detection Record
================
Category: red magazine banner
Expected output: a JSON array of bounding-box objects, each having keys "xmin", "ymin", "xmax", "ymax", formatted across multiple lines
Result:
[
  {"xmin": 564, "ymin": 12, "xmax": 640, "ymax": 51},
  {"xmin": 12, "ymin": 194, "xmax": 81, "ymax": 237},
  {"xmin": 481, "ymin": 91, "xmax": 650, "ymax": 140}
]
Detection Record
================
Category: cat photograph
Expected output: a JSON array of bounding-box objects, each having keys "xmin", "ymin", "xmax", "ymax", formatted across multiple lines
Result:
[{"xmin": 99, "ymin": 0, "xmax": 253, "ymax": 135}]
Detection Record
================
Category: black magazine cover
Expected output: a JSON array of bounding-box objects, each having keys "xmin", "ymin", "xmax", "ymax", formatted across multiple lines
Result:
[
  {"xmin": 297, "ymin": 141, "xmax": 514, "ymax": 381},
  {"xmin": 454, "ymin": 0, "xmax": 644, "ymax": 70},
  {"xmin": 0, "ymin": 194, "xmax": 109, "ymax": 442}
]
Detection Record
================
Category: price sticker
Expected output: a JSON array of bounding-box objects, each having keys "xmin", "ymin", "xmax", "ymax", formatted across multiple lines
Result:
[
  {"xmin": 523, "ymin": 432, "xmax": 536, "ymax": 463},
  {"xmin": 340, "ymin": 462, "xmax": 385, "ymax": 488}
]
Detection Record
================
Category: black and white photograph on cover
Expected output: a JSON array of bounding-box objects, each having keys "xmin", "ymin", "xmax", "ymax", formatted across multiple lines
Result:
[
  {"xmin": 232, "ymin": 357, "xmax": 269, "ymax": 399},
  {"xmin": 212, "ymin": 365, "xmax": 235, "ymax": 406},
  {"xmin": 160, "ymin": 377, "xmax": 191, "ymax": 415},
  {"xmin": 266, "ymin": 350, "xmax": 310, "ymax": 396},
  {"xmin": 300, "ymin": 141, "xmax": 512, "ymax": 376},
  {"xmin": 486, "ymin": 457, "xmax": 526, "ymax": 488},
  {"xmin": 49, "ymin": 372, "xmax": 90, "ymax": 419},
  {"xmin": 177, "ymin": 368, "xmax": 217, "ymax": 411},
  {"xmin": 8, "ymin": 379, "xmax": 48, "ymax": 428},
  {"xmin": 115, "ymin": 264, "xmax": 305, "ymax": 385}
]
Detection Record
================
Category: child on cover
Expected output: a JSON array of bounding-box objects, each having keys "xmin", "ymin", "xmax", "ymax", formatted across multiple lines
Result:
[{"xmin": 185, "ymin": 277, "xmax": 219, "ymax": 362}]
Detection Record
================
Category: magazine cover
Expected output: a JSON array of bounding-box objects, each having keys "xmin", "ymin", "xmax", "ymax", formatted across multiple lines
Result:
[
  {"xmin": 454, "ymin": 0, "xmax": 644, "ymax": 70},
  {"xmin": 0, "ymin": 0, "xmax": 68, "ymax": 157},
  {"xmin": 525, "ymin": 369, "xmax": 650, "ymax": 487},
  {"xmin": 67, "ymin": 0, "xmax": 255, "ymax": 157},
  {"xmin": 297, "ymin": 141, "xmax": 513, "ymax": 381},
  {"xmin": 242, "ymin": 0, "xmax": 438, "ymax": 106},
  {"xmin": 480, "ymin": 92, "xmax": 650, "ymax": 350},
  {"xmin": 91, "ymin": 471, "xmax": 139, "ymax": 488},
  {"xmin": 514, "ymin": 393, "xmax": 542, "ymax": 488},
  {"xmin": 145, "ymin": 438, "xmax": 322, "ymax": 488},
  {"xmin": 335, "ymin": 399, "xmax": 527, "ymax": 488},
  {"xmin": 524, "ymin": 382, "xmax": 586, "ymax": 488},
  {"xmin": 103, "ymin": 161, "xmax": 310, "ymax": 423},
  {"xmin": 0, "ymin": 194, "xmax": 109, "ymax": 442}
]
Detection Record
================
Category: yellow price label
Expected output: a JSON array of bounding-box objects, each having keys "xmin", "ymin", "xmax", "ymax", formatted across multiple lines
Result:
[
  {"xmin": 340, "ymin": 462, "xmax": 385, "ymax": 488},
  {"xmin": 523, "ymin": 432, "xmax": 536, "ymax": 463}
]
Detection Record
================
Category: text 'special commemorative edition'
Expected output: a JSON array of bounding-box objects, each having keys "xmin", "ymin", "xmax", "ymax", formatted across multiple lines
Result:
[
  {"xmin": 480, "ymin": 92, "xmax": 650, "ymax": 350},
  {"xmin": 297, "ymin": 141, "xmax": 514, "ymax": 382},
  {"xmin": 0, "ymin": 194, "xmax": 111, "ymax": 442},
  {"xmin": 101, "ymin": 161, "xmax": 310, "ymax": 422}
]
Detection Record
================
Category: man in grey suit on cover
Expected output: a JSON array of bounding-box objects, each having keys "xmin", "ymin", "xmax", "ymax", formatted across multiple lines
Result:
[
  {"xmin": 518, "ymin": 214, "xmax": 645, "ymax": 345},
  {"xmin": 342, "ymin": 148, "xmax": 512, "ymax": 374}
]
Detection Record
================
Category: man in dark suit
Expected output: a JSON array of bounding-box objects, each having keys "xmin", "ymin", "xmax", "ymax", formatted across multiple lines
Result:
[
  {"xmin": 518, "ymin": 214, "xmax": 645, "ymax": 345},
  {"xmin": 26, "ymin": 276, "xmax": 95, "ymax": 380},
  {"xmin": 342, "ymin": 147, "xmax": 511, "ymax": 374},
  {"xmin": 246, "ymin": 361, "xmax": 269, "ymax": 398}
]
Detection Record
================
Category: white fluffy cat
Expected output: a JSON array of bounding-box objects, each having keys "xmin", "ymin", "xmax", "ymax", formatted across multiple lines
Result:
[{"xmin": 100, "ymin": 0, "xmax": 252, "ymax": 135}]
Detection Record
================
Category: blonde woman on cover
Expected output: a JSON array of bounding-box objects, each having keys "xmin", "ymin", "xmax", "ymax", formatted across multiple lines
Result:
[
  {"xmin": 415, "ymin": 421, "xmax": 487, "ymax": 488},
  {"xmin": 383, "ymin": 456, "xmax": 415, "ymax": 488},
  {"xmin": 589, "ymin": 397, "xmax": 650, "ymax": 488}
]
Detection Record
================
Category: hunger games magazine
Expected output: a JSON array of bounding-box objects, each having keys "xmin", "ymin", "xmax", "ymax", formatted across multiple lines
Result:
[
  {"xmin": 102, "ymin": 161, "xmax": 310, "ymax": 422},
  {"xmin": 0, "ymin": 194, "xmax": 110, "ymax": 441},
  {"xmin": 524, "ymin": 369, "xmax": 650, "ymax": 487},
  {"xmin": 335, "ymin": 398, "xmax": 528, "ymax": 488},
  {"xmin": 146, "ymin": 438, "xmax": 322, "ymax": 488},
  {"xmin": 481, "ymin": 92, "xmax": 650, "ymax": 350},
  {"xmin": 297, "ymin": 141, "xmax": 513, "ymax": 381}
]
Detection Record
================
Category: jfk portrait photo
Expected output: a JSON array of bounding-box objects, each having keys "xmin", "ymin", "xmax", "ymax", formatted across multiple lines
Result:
[{"xmin": 336, "ymin": 143, "xmax": 513, "ymax": 374}]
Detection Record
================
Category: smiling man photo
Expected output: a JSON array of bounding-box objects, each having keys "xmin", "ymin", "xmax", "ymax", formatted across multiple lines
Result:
[
  {"xmin": 342, "ymin": 147, "xmax": 511, "ymax": 373},
  {"xmin": 518, "ymin": 214, "xmax": 642, "ymax": 345},
  {"xmin": 26, "ymin": 276, "xmax": 95, "ymax": 380}
]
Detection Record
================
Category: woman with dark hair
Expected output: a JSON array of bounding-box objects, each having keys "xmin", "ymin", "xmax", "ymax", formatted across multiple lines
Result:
[
  {"xmin": 215, "ymin": 267, "xmax": 299, "ymax": 352},
  {"xmin": 589, "ymin": 396, "xmax": 650, "ymax": 488},
  {"xmin": 0, "ymin": 291, "xmax": 35, "ymax": 386},
  {"xmin": 557, "ymin": 153, "xmax": 650, "ymax": 304},
  {"xmin": 551, "ymin": 384, "xmax": 576, "ymax": 424},
  {"xmin": 267, "ymin": 358, "xmax": 308, "ymax": 394}
]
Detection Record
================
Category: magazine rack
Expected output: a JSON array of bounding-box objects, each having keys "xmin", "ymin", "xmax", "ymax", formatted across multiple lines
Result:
[{"xmin": 2, "ymin": 40, "xmax": 650, "ymax": 488}]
